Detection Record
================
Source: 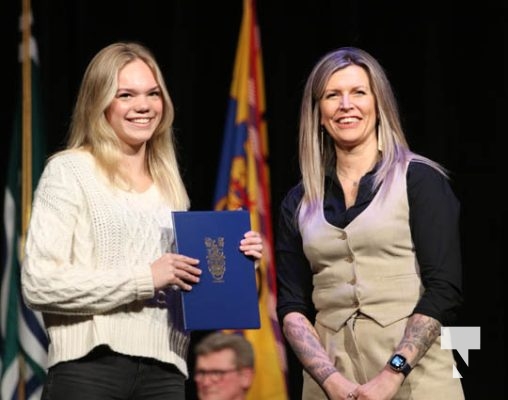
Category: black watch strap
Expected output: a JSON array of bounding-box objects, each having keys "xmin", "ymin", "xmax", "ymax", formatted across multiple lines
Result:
[{"xmin": 388, "ymin": 354, "xmax": 412, "ymax": 377}]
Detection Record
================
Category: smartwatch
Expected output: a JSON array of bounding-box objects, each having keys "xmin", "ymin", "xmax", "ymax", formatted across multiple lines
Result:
[{"xmin": 387, "ymin": 354, "xmax": 412, "ymax": 377}]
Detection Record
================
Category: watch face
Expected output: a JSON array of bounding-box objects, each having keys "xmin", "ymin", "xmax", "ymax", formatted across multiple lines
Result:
[{"xmin": 390, "ymin": 354, "xmax": 406, "ymax": 369}]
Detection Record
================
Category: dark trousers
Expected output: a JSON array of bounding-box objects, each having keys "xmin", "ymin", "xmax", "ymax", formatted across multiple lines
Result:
[{"xmin": 42, "ymin": 345, "xmax": 185, "ymax": 400}]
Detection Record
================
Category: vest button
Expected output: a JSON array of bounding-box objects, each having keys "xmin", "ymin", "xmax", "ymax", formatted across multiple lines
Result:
[{"xmin": 345, "ymin": 255, "xmax": 354, "ymax": 263}]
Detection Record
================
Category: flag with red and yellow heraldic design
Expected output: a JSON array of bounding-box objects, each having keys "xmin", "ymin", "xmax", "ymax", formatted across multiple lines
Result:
[{"xmin": 213, "ymin": 0, "xmax": 288, "ymax": 399}]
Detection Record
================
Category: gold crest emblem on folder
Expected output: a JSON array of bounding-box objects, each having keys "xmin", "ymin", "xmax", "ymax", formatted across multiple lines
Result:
[{"xmin": 205, "ymin": 237, "xmax": 226, "ymax": 282}]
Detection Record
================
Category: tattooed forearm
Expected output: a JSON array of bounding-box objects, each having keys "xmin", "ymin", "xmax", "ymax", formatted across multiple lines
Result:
[
  {"xmin": 283, "ymin": 312, "xmax": 337, "ymax": 385},
  {"xmin": 396, "ymin": 313, "xmax": 441, "ymax": 364}
]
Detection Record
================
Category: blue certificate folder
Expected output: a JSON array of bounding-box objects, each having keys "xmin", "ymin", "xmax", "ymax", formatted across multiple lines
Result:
[{"xmin": 171, "ymin": 210, "xmax": 261, "ymax": 331}]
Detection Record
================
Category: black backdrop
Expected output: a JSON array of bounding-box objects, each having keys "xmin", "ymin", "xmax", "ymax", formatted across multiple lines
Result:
[{"xmin": 0, "ymin": 1, "xmax": 504, "ymax": 399}]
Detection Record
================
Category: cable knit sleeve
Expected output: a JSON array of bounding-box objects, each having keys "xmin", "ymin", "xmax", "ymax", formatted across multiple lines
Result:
[{"xmin": 21, "ymin": 151, "xmax": 155, "ymax": 315}]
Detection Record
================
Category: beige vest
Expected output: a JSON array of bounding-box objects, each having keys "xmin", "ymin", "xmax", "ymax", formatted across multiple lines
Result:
[
  {"xmin": 298, "ymin": 161, "xmax": 464, "ymax": 399},
  {"xmin": 299, "ymin": 161, "xmax": 422, "ymax": 331}
]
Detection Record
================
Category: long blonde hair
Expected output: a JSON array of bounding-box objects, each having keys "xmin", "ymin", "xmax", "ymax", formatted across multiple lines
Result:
[
  {"xmin": 298, "ymin": 47, "xmax": 446, "ymax": 220},
  {"xmin": 64, "ymin": 41, "xmax": 189, "ymax": 210}
]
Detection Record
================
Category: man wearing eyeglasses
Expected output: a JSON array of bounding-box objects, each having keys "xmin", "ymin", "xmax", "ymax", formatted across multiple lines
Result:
[{"xmin": 193, "ymin": 332, "xmax": 255, "ymax": 400}]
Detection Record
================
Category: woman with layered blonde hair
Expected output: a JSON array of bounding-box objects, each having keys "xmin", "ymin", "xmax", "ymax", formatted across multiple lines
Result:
[
  {"xmin": 276, "ymin": 47, "xmax": 464, "ymax": 400},
  {"xmin": 21, "ymin": 42, "xmax": 263, "ymax": 400}
]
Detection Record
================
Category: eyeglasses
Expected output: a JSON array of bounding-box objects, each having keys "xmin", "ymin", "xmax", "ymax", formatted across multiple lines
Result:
[{"xmin": 194, "ymin": 368, "xmax": 239, "ymax": 383}]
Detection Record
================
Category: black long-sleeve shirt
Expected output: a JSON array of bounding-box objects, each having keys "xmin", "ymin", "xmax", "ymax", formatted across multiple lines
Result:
[{"xmin": 275, "ymin": 161, "xmax": 463, "ymax": 327}]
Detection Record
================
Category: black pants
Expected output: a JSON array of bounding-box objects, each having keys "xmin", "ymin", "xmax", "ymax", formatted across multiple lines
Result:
[{"xmin": 42, "ymin": 346, "xmax": 185, "ymax": 400}]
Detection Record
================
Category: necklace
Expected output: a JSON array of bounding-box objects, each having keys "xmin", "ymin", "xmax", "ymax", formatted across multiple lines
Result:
[
  {"xmin": 337, "ymin": 152, "xmax": 381, "ymax": 188},
  {"xmin": 337, "ymin": 171, "xmax": 360, "ymax": 187}
]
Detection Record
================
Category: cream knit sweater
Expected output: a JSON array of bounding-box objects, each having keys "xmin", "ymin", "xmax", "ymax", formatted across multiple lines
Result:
[{"xmin": 21, "ymin": 150, "xmax": 190, "ymax": 377}]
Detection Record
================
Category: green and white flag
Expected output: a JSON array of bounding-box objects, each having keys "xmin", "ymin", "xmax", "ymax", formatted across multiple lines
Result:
[{"xmin": 1, "ymin": 8, "xmax": 48, "ymax": 400}]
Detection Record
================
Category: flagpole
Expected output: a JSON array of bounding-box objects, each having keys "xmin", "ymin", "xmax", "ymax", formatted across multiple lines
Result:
[
  {"xmin": 19, "ymin": 0, "xmax": 32, "ymax": 397},
  {"xmin": 21, "ymin": 0, "xmax": 32, "ymax": 245}
]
